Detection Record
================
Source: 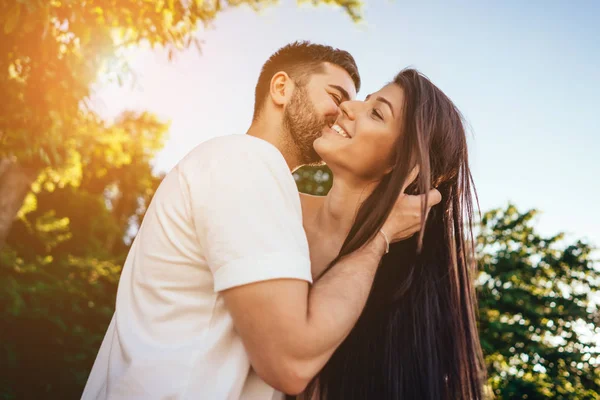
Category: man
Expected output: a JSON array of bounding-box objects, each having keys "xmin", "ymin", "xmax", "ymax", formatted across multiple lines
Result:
[{"xmin": 82, "ymin": 41, "xmax": 440, "ymax": 399}]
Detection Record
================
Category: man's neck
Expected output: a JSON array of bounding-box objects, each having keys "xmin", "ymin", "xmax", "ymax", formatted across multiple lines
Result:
[{"xmin": 246, "ymin": 118, "xmax": 302, "ymax": 172}]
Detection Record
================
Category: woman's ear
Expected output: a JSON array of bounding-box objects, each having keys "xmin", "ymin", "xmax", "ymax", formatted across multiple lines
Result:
[
  {"xmin": 269, "ymin": 71, "xmax": 294, "ymax": 107},
  {"xmin": 383, "ymin": 151, "xmax": 398, "ymax": 176}
]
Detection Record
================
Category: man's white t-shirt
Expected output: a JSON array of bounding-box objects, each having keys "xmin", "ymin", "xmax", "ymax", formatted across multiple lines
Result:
[{"xmin": 82, "ymin": 135, "xmax": 312, "ymax": 399}]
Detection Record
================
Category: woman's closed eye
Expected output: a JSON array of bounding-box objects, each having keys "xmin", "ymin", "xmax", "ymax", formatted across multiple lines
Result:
[{"xmin": 371, "ymin": 108, "xmax": 384, "ymax": 120}]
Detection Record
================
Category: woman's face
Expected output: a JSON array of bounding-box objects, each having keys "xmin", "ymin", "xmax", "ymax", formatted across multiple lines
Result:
[{"xmin": 314, "ymin": 83, "xmax": 405, "ymax": 182}]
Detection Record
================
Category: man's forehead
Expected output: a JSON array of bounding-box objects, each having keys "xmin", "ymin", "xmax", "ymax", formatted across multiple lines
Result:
[{"xmin": 312, "ymin": 62, "xmax": 358, "ymax": 100}]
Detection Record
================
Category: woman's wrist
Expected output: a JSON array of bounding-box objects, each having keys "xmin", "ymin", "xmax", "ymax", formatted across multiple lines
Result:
[
  {"xmin": 378, "ymin": 229, "xmax": 390, "ymax": 254},
  {"xmin": 361, "ymin": 231, "xmax": 388, "ymax": 260}
]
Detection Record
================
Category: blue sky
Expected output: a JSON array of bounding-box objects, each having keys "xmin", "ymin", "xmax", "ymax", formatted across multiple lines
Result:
[{"xmin": 93, "ymin": 0, "xmax": 600, "ymax": 250}]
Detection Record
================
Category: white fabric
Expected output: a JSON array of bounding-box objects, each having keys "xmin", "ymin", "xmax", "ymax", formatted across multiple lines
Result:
[{"xmin": 82, "ymin": 134, "xmax": 312, "ymax": 400}]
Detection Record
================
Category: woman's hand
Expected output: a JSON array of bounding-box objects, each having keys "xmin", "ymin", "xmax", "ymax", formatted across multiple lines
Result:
[{"xmin": 381, "ymin": 167, "xmax": 442, "ymax": 243}]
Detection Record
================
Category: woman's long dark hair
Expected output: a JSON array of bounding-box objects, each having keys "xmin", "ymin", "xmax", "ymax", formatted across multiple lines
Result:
[{"xmin": 305, "ymin": 69, "xmax": 486, "ymax": 399}]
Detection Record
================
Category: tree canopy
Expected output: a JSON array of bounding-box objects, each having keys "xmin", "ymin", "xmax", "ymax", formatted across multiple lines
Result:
[{"xmin": 0, "ymin": 0, "xmax": 363, "ymax": 246}]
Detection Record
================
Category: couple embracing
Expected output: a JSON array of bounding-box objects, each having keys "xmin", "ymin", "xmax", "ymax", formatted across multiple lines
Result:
[{"xmin": 83, "ymin": 41, "xmax": 486, "ymax": 400}]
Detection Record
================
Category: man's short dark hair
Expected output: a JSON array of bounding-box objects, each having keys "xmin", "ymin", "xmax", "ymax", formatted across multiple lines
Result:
[{"xmin": 252, "ymin": 41, "xmax": 361, "ymax": 121}]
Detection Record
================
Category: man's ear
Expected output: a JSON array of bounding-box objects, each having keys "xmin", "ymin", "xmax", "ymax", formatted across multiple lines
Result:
[{"xmin": 269, "ymin": 71, "xmax": 294, "ymax": 107}]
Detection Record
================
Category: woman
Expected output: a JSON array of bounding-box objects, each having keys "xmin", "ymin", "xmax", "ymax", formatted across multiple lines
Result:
[{"xmin": 297, "ymin": 68, "xmax": 486, "ymax": 399}]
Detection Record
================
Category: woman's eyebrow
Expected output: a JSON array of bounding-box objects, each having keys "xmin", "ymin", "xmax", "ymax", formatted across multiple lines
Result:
[{"xmin": 365, "ymin": 94, "xmax": 394, "ymax": 117}]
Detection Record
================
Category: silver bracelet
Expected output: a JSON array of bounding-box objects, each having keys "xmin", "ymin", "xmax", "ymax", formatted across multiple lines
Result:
[{"xmin": 378, "ymin": 229, "xmax": 390, "ymax": 254}]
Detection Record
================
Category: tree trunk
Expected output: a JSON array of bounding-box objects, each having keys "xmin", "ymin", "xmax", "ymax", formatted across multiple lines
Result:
[{"xmin": 0, "ymin": 158, "xmax": 39, "ymax": 249}]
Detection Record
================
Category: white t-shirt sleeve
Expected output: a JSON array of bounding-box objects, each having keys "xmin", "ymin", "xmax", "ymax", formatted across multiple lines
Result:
[{"xmin": 182, "ymin": 137, "xmax": 312, "ymax": 292}]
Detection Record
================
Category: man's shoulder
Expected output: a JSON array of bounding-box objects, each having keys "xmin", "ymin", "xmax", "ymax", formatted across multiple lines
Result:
[
  {"xmin": 181, "ymin": 134, "xmax": 278, "ymax": 164},
  {"xmin": 180, "ymin": 134, "xmax": 288, "ymax": 175},
  {"xmin": 176, "ymin": 134, "xmax": 295, "ymax": 190}
]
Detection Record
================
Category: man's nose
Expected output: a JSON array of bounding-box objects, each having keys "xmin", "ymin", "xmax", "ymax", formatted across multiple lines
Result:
[{"xmin": 339, "ymin": 101, "xmax": 357, "ymax": 120}]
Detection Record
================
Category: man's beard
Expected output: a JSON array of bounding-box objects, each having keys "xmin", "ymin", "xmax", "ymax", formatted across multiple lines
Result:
[{"xmin": 283, "ymin": 86, "xmax": 334, "ymax": 165}]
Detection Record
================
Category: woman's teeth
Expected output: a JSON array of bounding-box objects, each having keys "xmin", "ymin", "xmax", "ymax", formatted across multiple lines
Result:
[{"xmin": 332, "ymin": 124, "xmax": 350, "ymax": 138}]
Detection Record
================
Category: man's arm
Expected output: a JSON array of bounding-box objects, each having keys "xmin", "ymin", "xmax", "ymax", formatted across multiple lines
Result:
[{"xmin": 223, "ymin": 233, "xmax": 386, "ymax": 394}]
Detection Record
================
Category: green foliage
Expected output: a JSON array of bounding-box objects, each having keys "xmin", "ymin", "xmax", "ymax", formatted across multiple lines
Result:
[
  {"xmin": 0, "ymin": 111, "xmax": 167, "ymax": 399},
  {"xmin": 478, "ymin": 205, "xmax": 600, "ymax": 399},
  {"xmin": 294, "ymin": 165, "xmax": 333, "ymax": 195},
  {"xmin": 0, "ymin": 251, "xmax": 121, "ymax": 399}
]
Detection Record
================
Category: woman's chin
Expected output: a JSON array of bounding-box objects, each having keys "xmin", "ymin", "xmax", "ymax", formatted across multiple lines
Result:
[
  {"xmin": 313, "ymin": 136, "xmax": 334, "ymax": 163},
  {"xmin": 312, "ymin": 144, "xmax": 339, "ymax": 173},
  {"xmin": 314, "ymin": 136, "xmax": 365, "ymax": 180},
  {"xmin": 314, "ymin": 132, "xmax": 341, "ymax": 152}
]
